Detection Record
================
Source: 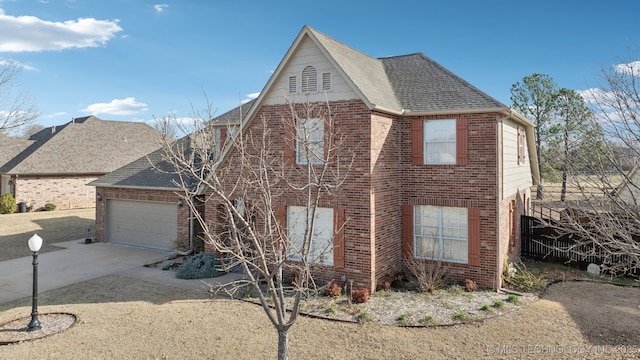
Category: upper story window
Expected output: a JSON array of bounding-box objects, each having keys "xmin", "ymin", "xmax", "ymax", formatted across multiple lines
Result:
[
  {"xmin": 412, "ymin": 118, "xmax": 468, "ymax": 166},
  {"xmin": 296, "ymin": 117, "xmax": 324, "ymax": 165},
  {"xmin": 301, "ymin": 66, "xmax": 318, "ymax": 93},
  {"xmin": 424, "ymin": 119, "xmax": 456, "ymax": 165}
]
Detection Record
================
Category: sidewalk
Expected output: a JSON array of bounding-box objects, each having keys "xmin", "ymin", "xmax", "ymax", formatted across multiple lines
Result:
[{"xmin": 0, "ymin": 239, "xmax": 245, "ymax": 305}]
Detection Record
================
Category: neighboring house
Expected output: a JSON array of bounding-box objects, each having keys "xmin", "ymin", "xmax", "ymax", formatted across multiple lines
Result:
[
  {"xmin": 209, "ymin": 26, "xmax": 539, "ymax": 291},
  {"xmin": 89, "ymin": 103, "xmax": 247, "ymax": 251},
  {"xmin": 0, "ymin": 116, "xmax": 163, "ymax": 210}
]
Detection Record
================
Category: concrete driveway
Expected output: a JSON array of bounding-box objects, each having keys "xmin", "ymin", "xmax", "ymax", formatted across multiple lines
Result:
[{"xmin": 0, "ymin": 239, "xmax": 243, "ymax": 305}]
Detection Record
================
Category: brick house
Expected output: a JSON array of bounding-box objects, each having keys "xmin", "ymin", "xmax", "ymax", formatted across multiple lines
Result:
[
  {"xmin": 0, "ymin": 116, "xmax": 162, "ymax": 210},
  {"xmin": 207, "ymin": 26, "xmax": 539, "ymax": 291},
  {"xmin": 89, "ymin": 104, "xmax": 244, "ymax": 251}
]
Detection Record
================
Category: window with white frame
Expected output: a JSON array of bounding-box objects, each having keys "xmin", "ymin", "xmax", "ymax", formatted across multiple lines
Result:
[
  {"xmin": 296, "ymin": 117, "xmax": 324, "ymax": 165},
  {"xmin": 414, "ymin": 205, "xmax": 468, "ymax": 263},
  {"xmin": 424, "ymin": 119, "xmax": 456, "ymax": 164},
  {"xmin": 287, "ymin": 206, "xmax": 334, "ymax": 265}
]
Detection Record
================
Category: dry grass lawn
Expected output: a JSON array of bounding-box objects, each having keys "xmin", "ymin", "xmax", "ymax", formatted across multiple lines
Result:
[
  {"xmin": 0, "ymin": 208, "xmax": 95, "ymax": 261},
  {"xmin": 1, "ymin": 209, "xmax": 639, "ymax": 359}
]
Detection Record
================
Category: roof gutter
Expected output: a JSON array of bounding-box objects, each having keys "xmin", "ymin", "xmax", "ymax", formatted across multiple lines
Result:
[{"xmin": 89, "ymin": 184, "xmax": 183, "ymax": 191}]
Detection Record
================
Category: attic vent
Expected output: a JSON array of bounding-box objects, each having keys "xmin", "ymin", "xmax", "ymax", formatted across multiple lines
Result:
[
  {"xmin": 301, "ymin": 65, "xmax": 317, "ymax": 93},
  {"xmin": 322, "ymin": 72, "xmax": 331, "ymax": 91},
  {"xmin": 289, "ymin": 76, "xmax": 297, "ymax": 93}
]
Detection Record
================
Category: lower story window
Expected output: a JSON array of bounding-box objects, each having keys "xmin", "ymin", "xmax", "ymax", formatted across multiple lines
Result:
[
  {"xmin": 287, "ymin": 206, "xmax": 334, "ymax": 265},
  {"xmin": 414, "ymin": 205, "xmax": 468, "ymax": 263}
]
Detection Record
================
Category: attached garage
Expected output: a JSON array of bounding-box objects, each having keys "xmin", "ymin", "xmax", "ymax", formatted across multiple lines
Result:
[{"xmin": 106, "ymin": 199, "xmax": 178, "ymax": 251}]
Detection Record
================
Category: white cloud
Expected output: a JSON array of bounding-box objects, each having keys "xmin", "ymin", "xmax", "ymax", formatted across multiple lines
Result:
[
  {"xmin": 0, "ymin": 59, "xmax": 36, "ymax": 70},
  {"xmin": 81, "ymin": 97, "xmax": 148, "ymax": 116},
  {"xmin": 0, "ymin": 8, "xmax": 122, "ymax": 52},
  {"xmin": 44, "ymin": 111, "xmax": 67, "ymax": 118},
  {"xmin": 614, "ymin": 61, "xmax": 640, "ymax": 76},
  {"xmin": 154, "ymin": 4, "xmax": 169, "ymax": 13},
  {"xmin": 241, "ymin": 92, "xmax": 260, "ymax": 104}
]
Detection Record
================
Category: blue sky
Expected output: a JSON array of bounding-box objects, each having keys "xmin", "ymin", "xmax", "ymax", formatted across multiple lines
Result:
[{"xmin": 1, "ymin": 0, "xmax": 639, "ymax": 129}]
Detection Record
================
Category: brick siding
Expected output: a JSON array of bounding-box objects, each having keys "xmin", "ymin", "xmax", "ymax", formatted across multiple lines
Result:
[
  {"xmin": 14, "ymin": 175, "xmax": 98, "ymax": 210},
  {"xmin": 94, "ymin": 187, "xmax": 191, "ymax": 250},
  {"xmin": 206, "ymin": 101, "xmax": 522, "ymax": 291}
]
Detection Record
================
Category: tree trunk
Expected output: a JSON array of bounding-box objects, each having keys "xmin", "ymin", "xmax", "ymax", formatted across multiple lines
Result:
[
  {"xmin": 561, "ymin": 128, "xmax": 568, "ymax": 203},
  {"xmin": 277, "ymin": 327, "xmax": 289, "ymax": 360}
]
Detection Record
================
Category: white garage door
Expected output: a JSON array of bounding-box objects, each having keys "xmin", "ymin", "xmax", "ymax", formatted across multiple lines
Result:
[{"xmin": 106, "ymin": 199, "xmax": 177, "ymax": 250}]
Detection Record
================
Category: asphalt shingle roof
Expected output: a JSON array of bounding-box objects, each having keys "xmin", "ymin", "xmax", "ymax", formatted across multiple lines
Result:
[
  {"xmin": 92, "ymin": 26, "xmax": 511, "ymax": 190},
  {"xmin": 0, "ymin": 116, "xmax": 163, "ymax": 175}
]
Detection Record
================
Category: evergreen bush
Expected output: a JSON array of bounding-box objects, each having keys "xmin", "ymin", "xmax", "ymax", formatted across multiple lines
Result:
[
  {"xmin": 175, "ymin": 253, "xmax": 225, "ymax": 279},
  {"xmin": 43, "ymin": 203, "xmax": 56, "ymax": 211},
  {"xmin": 0, "ymin": 193, "xmax": 17, "ymax": 214}
]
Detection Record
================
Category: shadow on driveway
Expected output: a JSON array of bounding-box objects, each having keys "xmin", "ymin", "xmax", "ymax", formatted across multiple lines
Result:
[{"xmin": 541, "ymin": 281, "xmax": 640, "ymax": 346}]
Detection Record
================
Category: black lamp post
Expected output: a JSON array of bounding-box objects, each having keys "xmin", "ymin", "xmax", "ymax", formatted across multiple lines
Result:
[{"xmin": 27, "ymin": 234, "xmax": 43, "ymax": 331}]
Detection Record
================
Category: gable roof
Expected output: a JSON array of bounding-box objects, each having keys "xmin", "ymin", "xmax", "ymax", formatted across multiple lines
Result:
[
  {"xmin": 257, "ymin": 26, "xmax": 509, "ymax": 117},
  {"xmin": 89, "ymin": 103, "xmax": 249, "ymax": 190},
  {"xmin": 0, "ymin": 116, "xmax": 163, "ymax": 175},
  {"xmin": 87, "ymin": 141, "xmax": 186, "ymax": 190}
]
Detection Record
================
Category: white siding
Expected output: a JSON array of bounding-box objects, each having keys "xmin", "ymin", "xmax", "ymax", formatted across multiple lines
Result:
[
  {"xmin": 502, "ymin": 119, "xmax": 532, "ymax": 198},
  {"xmin": 263, "ymin": 37, "xmax": 358, "ymax": 105}
]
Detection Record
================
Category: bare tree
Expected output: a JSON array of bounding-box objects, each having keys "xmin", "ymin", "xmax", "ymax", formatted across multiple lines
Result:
[
  {"xmin": 535, "ymin": 53, "xmax": 640, "ymax": 276},
  {"xmin": 0, "ymin": 61, "xmax": 39, "ymax": 134},
  {"xmin": 161, "ymin": 96, "xmax": 353, "ymax": 360}
]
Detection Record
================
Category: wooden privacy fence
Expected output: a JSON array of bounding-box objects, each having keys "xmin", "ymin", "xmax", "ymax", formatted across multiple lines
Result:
[{"xmin": 520, "ymin": 215, "xmax": 638, "ymax": 274}]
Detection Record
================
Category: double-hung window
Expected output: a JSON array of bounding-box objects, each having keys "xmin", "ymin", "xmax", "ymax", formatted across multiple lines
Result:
[
  {"xmin": 296, "ymin": 117, "xmax": 324, "ymax": 165},
  {"xmin": 424, "ymin": 119, "xmax": 456, "ymax": 165},
  {"xmin": 414, "ymin": 205, "xmax": 468, "ymax": 263},
  {"xmin": 287, "ymin": 206, "xmax": 334, "ymax": 265}
]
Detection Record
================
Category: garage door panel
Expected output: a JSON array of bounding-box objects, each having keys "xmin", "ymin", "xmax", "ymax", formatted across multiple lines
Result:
[{"xmin": 106, "ymin": 199, "xmax": 177, "ymax": 250}]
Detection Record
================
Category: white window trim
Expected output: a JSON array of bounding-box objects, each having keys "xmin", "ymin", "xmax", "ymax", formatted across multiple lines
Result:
[
  {"xmin": 287, "ymin": 206, "xmax": 334, "ymax": 265},
  {"xmin": 414, "ymin": 205, "xmax": 468, "ymax": 264},
  {"xmin": 296, "ymin": 117, "xmax": 324, "ymax": 165},
  {"xmin": 423, "ymin": 119, "xmax": 456, "ymax": 165}
]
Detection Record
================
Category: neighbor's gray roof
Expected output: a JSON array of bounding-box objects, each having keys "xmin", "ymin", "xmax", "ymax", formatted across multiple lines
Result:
[
  {"xmin": 307, "ymin": 26, "xmax": 506, "ymax": 114},
  {"xmin": 0, "ymin": 116, "xmax": 163, "ymax": 175},
  {"xmin": 88, "ymin": 141, "xmax": 187, "ymax": 190},
  {"xmin": 90, "ymin": 103, "xmax": 246, "ymax": 190}
]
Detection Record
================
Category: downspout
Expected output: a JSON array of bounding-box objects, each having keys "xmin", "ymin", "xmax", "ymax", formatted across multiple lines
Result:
[{"xmin": 496, "ymin": 114, "xmax": 507, "ymax": 291}]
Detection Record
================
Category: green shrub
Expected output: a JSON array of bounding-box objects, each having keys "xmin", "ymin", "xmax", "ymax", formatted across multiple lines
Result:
[
  {"xmin": 507, "ymin": 294, "xmax": 519, "ymax": 303},
  {"xmin": 494, "ymin": 300, "xmax": 504, "ymax": 308},
  {"xmin": 453, "ymin": 312, "xmax": 468, "ymax": 320},
  {"xmin": 43, "ymin": 203, "xmax": 56, "ymax": 211},
  {"xmin": 0, "ymin": 193, "xmax": 17, "ymax": 214},
  {"xmin": 355, "ymin": 312, "xmax": 372, "ymax": 323},
  {"xmin": 175, "ymin": 253, "xmax": 225, "ymax": 279}
]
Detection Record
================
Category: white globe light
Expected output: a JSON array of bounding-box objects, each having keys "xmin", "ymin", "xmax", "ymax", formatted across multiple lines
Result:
[{"xmin": 28, "ymin": 234, "xmax": 43, "ymax": 252}]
